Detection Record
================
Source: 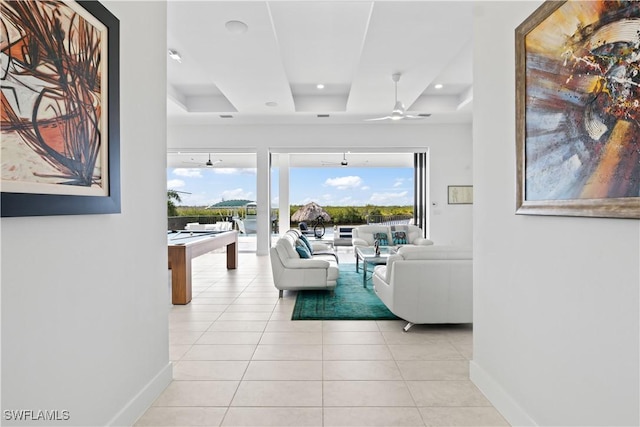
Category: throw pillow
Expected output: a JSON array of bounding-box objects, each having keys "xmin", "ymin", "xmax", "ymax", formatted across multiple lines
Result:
[
  {"xmin": 393, "ymin": 231, "xmax": 407, "ymax": 245},
  {"xmin": 373, "ymin": 232, "xmax": 389, "ymax": 246},
  {"xmin": 295, "ymin": 242, "xmax": 311, "ymax": 259},
  {"xmin": 298, "ymin": 233, "xmax": 314, "ymax": 255},
  {"xmin": 390, "ymin": 225, "xmax": 410, "ymax": 243}
]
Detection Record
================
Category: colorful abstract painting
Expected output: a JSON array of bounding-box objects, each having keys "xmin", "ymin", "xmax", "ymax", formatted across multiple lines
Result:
[
  {"xmin": 516, "ymin": 0, "xmax": 640, "ymax": 218},
  {"xmin": 1, "ymin": 0, "xmax": 109, "ymax": 197}
]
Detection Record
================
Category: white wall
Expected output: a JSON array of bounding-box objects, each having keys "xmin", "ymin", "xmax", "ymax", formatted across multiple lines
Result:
[
  {"xmin": 1, "ymin": 2, "xmax": 170, "ymax": 426},
  {"xmin": 472, "ymin": 2, "xmax": 639, "ymax": 426},
  {"xmin": 168, "ymin": 123, "xmax": 473, "ymax": 247}
]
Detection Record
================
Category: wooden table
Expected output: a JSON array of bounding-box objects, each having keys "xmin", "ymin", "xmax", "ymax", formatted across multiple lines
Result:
[{"xmin": 167, "ymin": 230, "xmax": 238, "ymax": 304}]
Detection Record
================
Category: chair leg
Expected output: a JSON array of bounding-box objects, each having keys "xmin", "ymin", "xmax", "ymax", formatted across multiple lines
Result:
[
  {"xmin": 403, "ymin": 322, "xmax": 414, "ymax": 332},
  {"xmin": 278, "ymin": 289, "xmax": 283, "ymax": 298}
]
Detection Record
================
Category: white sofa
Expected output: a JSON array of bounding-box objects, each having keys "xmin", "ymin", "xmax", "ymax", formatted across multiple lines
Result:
[
  {"xmin": 269, "ymin": 230, "xmax": 339, "ymax": 298},
  {"xmin": 352, "ymin": 224, "xmax": 433, "ymax": 268},
  {"xmin": 352, "ymin": 224, "xmax": 433, "ymax": 247},
  {"xmin": 372, "ymin": 245, "xmax": 472, "ymax": 331}
]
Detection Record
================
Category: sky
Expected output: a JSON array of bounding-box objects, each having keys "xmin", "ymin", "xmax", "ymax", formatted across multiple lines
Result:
[{"xmin": 167, "ymin": 167, "xmax": 414, "ymax": 207}]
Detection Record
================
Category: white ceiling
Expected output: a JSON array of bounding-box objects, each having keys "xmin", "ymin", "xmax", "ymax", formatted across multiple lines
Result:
[
  {"xmin": 167, "ymin": 151, "xmax": 415, "ymax": 169},
  {"xmin": 167, "ymin": 1, "xmax": 474, "ymax": 127}
]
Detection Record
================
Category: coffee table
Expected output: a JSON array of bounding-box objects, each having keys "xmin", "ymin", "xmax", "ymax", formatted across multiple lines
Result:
[{"xmin": 355, "ymin": 246, "xmax": 397, "ymax": 288}]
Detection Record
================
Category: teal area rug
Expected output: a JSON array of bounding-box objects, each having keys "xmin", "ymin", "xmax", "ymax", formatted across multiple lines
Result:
[{"xmin": 291, "ymin": 263, "xmax": 399, "ymax": 320}]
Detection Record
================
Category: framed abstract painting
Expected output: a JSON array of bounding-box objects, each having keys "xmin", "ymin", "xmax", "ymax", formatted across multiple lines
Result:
[
  {"xmin": 1, "ymin": 1, "xmax": 120, "ymax": 217},
  {"xmin": 516, "ymin": 1, "xmax": 639, "ymax": 219}
]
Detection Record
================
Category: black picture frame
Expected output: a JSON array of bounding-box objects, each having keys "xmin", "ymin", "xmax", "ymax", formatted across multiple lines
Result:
[{"xmin": 1, "ymin": 1, "xmax": 120, "ymax": 217}]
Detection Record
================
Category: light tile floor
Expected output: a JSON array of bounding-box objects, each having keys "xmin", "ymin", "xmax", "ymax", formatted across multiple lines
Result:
[{"xmin": 135, "ymin": 249, "xmax": 509, "ymax": 427}]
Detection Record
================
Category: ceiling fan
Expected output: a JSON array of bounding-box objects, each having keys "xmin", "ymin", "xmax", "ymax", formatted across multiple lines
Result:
[
  {"xmin": 365, "ymin": 73, "xmax": 430, "ymax": 121},
  {"xmin": 321, "ymin": 153, "xmax": 368, "ymax": 167},
  {"xmin": 182, "ymin": 153, "xmax": 222, "ymax": 167}
]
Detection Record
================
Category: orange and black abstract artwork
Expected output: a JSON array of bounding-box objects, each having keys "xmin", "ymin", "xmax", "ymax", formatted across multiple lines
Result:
[{"xmin": 1, "ymin": 0, "xmax": 108, "ymax": 196}]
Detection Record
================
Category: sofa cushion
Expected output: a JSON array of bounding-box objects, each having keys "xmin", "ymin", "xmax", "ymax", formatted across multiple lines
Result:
[
  {"xmin": 295, "ymin": 242, "xmax": 311, "ymax": 258},
  {"xmin": 276, "ymin": 234, "xmax": 299, "ymax": 260},
  {"xmin": 373, "ymin": 232, "xmax": 389, "ymax": 246},
  {"xmin": 298, "ymin": 233, "xmax": 314, "ymax": 254}
]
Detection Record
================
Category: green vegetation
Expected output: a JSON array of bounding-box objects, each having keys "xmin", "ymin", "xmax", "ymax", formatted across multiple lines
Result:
[
  {"xmin": 175, "ymin": 206, "xmax": 247, "ymax": 218},
  {"xmin": 167, "ymin": 190, "xmax": 181, "ymax": 216},
  {"xmin": 291, "ymin": 205, "xmax": 413, "ymax": 224},
  {"xmin": 172, "ymin": 204, "xmax": 412, "ymax": 225}
]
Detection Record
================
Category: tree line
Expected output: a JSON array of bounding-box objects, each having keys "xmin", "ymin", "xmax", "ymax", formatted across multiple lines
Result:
[{"xmin": 169, "ymin": 200, "xmax": 413, "ymax": 225}]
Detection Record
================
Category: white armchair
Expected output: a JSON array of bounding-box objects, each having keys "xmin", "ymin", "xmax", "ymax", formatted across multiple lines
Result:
[
  {"xmin": 269, "ymin": 230, "xmax": 339, "ymax": 298},
  {"xmin": 372, "ymin": 245, "xmax": 472, "ymax": 331}
]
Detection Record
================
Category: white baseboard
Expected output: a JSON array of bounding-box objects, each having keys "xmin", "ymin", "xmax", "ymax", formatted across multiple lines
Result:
[
  {"xmin": 106, "ymin": 362, "xmax": 173, "ymax": 427},
  {"xmin": 470, "ymin": 360, "xmax": 537, "ymax": 427}
]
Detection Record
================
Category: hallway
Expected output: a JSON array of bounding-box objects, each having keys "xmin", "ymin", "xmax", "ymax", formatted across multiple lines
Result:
[{"xmin": 135, "ymin": 251, "xmax": 507, "ymax": 426}]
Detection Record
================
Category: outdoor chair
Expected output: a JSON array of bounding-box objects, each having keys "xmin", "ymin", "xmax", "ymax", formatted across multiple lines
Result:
[{"xmin": 298, "ymin": 222, "xmax": 315, "ymax": 236}]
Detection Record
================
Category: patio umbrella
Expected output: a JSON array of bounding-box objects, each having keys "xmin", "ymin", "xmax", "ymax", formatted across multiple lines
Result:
[{"xmin": 291, "ymin": 202, "xmax": 331, "ymax": 222}]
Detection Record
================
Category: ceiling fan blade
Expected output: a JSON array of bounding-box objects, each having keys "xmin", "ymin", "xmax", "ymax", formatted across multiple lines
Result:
[
  {"xmin": 365, "ymin": 74, "xmax": 428, "ymax": 122},
  {"xmin": 364, "ymin": 116, "xmax": 393, "ymax": 121},
  {"xmin": 181, "ymin": 159, "xmax": 222, "ymax": 167}
]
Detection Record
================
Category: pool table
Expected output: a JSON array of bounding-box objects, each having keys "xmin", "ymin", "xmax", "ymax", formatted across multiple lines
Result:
[{"xmin": 167, "ymin": 230, "xmax": 238, "ymax": 304}]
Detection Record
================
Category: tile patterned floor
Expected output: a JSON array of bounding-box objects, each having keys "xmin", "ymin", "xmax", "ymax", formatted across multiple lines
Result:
[{"xmin": 135, "ymin": 249, "xmax": 509, "ymax": 426}]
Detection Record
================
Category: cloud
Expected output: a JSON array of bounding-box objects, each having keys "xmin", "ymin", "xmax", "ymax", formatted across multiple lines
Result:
[
  {"xmin": 369, "ymin": 191, "xmax": 409, "ymax": 204},
  {"xmin": 180, "ymin": 193, "xmax": 215, "ymax": 207},
  {"xmin": 173, "ymin": 168, "xmax": 202, "ymax": 178},
  {"xmin": 339, "ymin": 196, "xmax": 354, "ymax": 204},
  {"xmin": 294, "ymin": 196, "xmax": 333, "ymax": 206},
  {"xmin": 324, "ymin": 176, "xmax": 362, "ymax": 190},
  {"xmin": 167, "ymin": 179, "xmax": 185, "ymax": 189},
  {"xmin": 213, "ymin": 168, "xmax": 256, "ymax": 175},
  {"xmin": 393, "ymin": 178, "xmax": 406, "ymax": 188},
  {"xmin": 220, "ymin": 188, "xmax": 254, "ymax": 201},
  {"xmin": 361, "ymin": 185, "xmax": 370, "ymax": 191}
]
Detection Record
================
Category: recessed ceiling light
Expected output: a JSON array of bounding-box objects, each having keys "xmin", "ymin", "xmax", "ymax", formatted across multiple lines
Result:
[
  {"xmin": 316, "ymin": 84, "xmax": 325, "ymax": 89},
  {"xmin": 168, "ymin": 49, "xmax": 182, "ymax": 63},
  {"xmin": 434, "ymin": 84, "xmax": 444, "ymax": 89},
  {"xmin": 265, "ymin": 101, "xmax": 278, "ymax": 107},
  {"xmin": 225, "ymin": 20, "xmax": 248, "ymax": 34}
]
